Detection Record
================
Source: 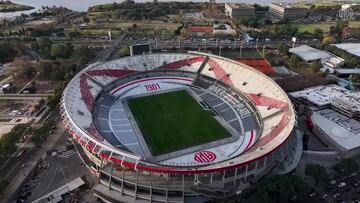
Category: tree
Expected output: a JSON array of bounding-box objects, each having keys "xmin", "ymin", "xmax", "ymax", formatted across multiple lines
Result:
[
  {"xmin": 289, "ymin": 54, "xmax": 302, "ymax": 69},
  {"xmin": 305, "ymin": 164, "xmax": 329, "ymax": 186},
  {"xmin": 72, "ymin": 45, "xmax": 95, "ymax": 64},
  {"xmin": 50, "ymin": 43, "xmax": 73, "ymax": 58},
  {"xmin": 36, "ymin": 36, "xmax": 52, "ymax": 51},
  {"xmin": 0, "ymin": 178, "xmax": 9, "ymax": 194},
  {"xmin": 119, "ymin": 46, "xmax": 130, "ymax": 57},
  {"xmin": 333, "ymin": 159, "xmax": 359, "ymax": 175},
  {"xmin": 256, "ymin": 175, "xmax": 310, "ymax": 203},
  {"xmin": 314, "ymin": 28, "xmax": 324, "ymax": 39},
  {"xmin": 277, "ymin": 43, "xmax": 289, "ymax": 56},
  {"xmin": 10, "ymin": 58, "xmax": 36, "ymax": 80},
  {"xmin": 310, "ymin": 62, "xmax": 322, "ymax": 72},
  {"xmin": 0, "ymin": 42, "xmax": 17, "ymax": 63}
]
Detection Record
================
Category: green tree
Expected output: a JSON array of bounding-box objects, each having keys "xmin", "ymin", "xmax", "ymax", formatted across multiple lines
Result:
[
  {"xmin": 11, "ymin": 58, "xmax": 36, "ymax": 80},
  {"xmin": 289, "ymin": 54, "xmax": 302, "ymax": 69},
  {"xmin": 119, "ymin": 46, "xmax": 130, "ymax": 57},
  {"xmin": 314, "ymin": 28, "xmax": 324, "ymax": 39},
  {"xmin": 277, "ymin": 43, "xmax": 289, "ymax": 56},
  {"xmin": 0, "ymin": 42, "xmax": 17, "ymax": 63},
  {"xmin": 36, "ymin": 36, "xmax": 52, "ymax": 51},
  {"xmin": 310, "ymin": 62, "xmax": 322, "ymax": 72},
  {"xmin": 333, "ymin": 159, "xmax": 359, "ymax": 175},
  {"xmin": 0, "ymin": 178, "xmax": 9, "ymax": 194},
  {"xmin": 72, "ymin": 45, "xmax": 95, "ymax": 64},
  {"xmin": 256, "ymin": 175, "xmax": 310, "ymax": 203},
  {"xmin": 305, "ymin": 164, "xmax": 329, "ymax": 186},
  {"xmin": 50, "ymin": 43, "xmax": 73, "ymax": 58}
]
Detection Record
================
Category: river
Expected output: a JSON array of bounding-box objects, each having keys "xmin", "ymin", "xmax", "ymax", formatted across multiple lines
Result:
[{"xmin": 0, "ymin": 0, "xmax": 313, "ymax": 18}]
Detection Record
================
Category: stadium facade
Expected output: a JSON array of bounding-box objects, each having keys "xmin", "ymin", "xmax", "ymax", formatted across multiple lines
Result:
[{"xmin": 60, "ymin": 52, "xmax": 301, "ymax": 202}]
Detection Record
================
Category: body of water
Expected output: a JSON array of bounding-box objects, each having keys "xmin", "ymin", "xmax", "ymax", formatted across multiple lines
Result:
[{"xmin": 1, "ymin": 0, "xmax": 313, "ymax": 18}]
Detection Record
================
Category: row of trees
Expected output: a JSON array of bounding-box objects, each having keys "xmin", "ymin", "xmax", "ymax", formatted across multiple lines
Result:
[
  {"xmin": 0, "ymin": 41, "xmax": 20, "ymax": 63},
  {"xmin": 0, "ymin": 124, "xmax": 31, "ymax": 161},
  {"xmin": 256, "ymin": 174, "xmax": 310, "ymax": 202},
  {"xmin": 89, "ymin": 1, "xmax": 205, "ymax": 20},
  {"xmin": 31, "ymin": 119, "xmax": 56, "ymax": 147},
  {"xmin": 32, "ymin": 37, "xmax": 95, "ymax": 62}
]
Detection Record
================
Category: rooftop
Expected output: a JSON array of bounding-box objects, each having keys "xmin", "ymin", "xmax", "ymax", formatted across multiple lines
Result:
[
  {"xmin": 289, "ymin": 84, "xmax": 360, "ymax": 114},
  {"xmin": 226, "ymin": 3, "xmax": 254, "ymax": 9},
  {"xmin": 186, "ymin": 26, "xmax": 213, "ymax": 33},
  {"xmin": 335, "ymin": 68, "xmax": 360, "ymax": 75},
  {"xmin": 312, "ymin": 109, "xmax": 360, "ymax": 151},
  {"xmin": 270, "ymin": 3, "xmax": 304, "ymax": 9},
  {"xmin": 331, "ymin": 43, "xmax": 360, "ymax": 57},
  {"xmin": 289, "ymin": 45, "xmax": 332, "ymax": 62}
]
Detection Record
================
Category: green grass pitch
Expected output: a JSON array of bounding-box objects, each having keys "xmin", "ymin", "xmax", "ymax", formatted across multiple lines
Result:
[{"xmin": 128, "ymin": 90, "xmax": 231, "ymax": 156}]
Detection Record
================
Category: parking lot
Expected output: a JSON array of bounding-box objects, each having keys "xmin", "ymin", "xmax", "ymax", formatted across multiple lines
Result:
[{"xmin": 320, "ymin": 171, "xmax": 360, "ymax": 203}]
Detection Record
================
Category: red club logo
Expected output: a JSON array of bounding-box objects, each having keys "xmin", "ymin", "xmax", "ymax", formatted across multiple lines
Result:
[{"xmin": 194, "ymin": 151, "xmax": 216, "ymax": 163}]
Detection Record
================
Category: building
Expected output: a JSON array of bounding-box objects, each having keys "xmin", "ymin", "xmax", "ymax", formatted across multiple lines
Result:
[
  {"xmin": 184, "ymin": 26, "xmax": 213, "ymax": 38},
  {"xmin": 224, "ymin": 3, "xmax": 255, "ymax": 19},
  {"xmin": 289, "ymin": 45, "xmax": 344, "ymax": 68},
  {"xmin": 212, "ymin": 24, "xmax": 237, "ymax": 37},
  {"xmin": 334, "ymin": 68, "xmax": 360, "ymax": 78},
  {"xmin": 61, "ymin": 52, "xmax": 301, "ymax": 202},
  {"xmin": 332, "ymin": 43, "xmax": 360, "ymax": 57},
  {"xmin": 290, "ymin": 85, "xmax": 360, "ymax": 157},
  {"xmin": 269, "ymin": 3, "xmax": 308, "ymax": 20}
]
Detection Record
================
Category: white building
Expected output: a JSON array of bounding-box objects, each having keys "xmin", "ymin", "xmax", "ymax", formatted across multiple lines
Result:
[
  {"xmin": 224, "ymin": 3, "xmax": 255, "ymax": 19},
  {"xmin": 290, "ymin": 85, "xmax": 360, "ymax": 157}
]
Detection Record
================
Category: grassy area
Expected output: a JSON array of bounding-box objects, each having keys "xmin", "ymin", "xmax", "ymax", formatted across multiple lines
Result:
[
  {"xmin": 219, "ymin": 48, "xmax": 262, "ymax": 59},
  {"xmin": 263, "ymin": 21, "xmax": 360, "ymax": 34},
  {"xmin": 128, "ymin": 90, "xmax": 230, "ymax": 156},
  {"xmin": 0, "ymin": 1, "xmax": 34, "ymax": 12},
  {"xmin": 298, "ymin": 21, "xmax": 360, "ymax": 33}
]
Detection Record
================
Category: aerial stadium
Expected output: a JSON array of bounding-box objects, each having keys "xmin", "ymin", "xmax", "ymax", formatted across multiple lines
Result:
[{"xmin": 60, "ymin": 52, "xmax": 302, "ymax": 202}]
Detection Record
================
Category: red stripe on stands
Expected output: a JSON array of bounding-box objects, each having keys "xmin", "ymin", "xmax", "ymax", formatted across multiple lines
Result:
[
  {"xmin": 243, "ymin": 130, "xmax": 255, "ymax": 152},
  {"xmin": 247, "ymin": 93, "xmax": 289, "ymax": 110},
  {"xmin": 111, "ymin": 77, "xmax": 193, "ymax": 94},
  {"xmin": 208, "ymin": 59, "xmax": 233, "ymax": 86},
  {"xmin": 159, "ymin": 56, "xmax": 205, "ymax": 70}
]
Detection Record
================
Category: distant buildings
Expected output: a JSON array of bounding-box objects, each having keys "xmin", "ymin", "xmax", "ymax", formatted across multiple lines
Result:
[
  {"xmin": 224, "ymin": 3, "xmax": 255, "ymax": 19},
  {"xmin": 269, "ymin": 3, "xmax": 308, "ymax": 20},
  {"xmin": 290, "ymin": 85, "xmax": 360, "ymax": 157}
]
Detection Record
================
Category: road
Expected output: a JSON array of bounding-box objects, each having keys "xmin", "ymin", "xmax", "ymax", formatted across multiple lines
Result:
[
  {"xmin": 0, "ymin": 94, "xmax": 50, "ymax": 100},
  {"xmin": 0, "ymin": 114, "xmax": 66, "ymax": 202}
]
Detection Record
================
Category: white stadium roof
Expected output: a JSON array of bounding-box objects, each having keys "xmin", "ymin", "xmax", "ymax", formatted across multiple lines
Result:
[{"xmin": 332, "ymin": 43, "xmax": 360, "ymax": 57}]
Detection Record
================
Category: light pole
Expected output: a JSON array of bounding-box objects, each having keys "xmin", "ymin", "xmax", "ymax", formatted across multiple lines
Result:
[
  {"xmin": 239, "ymin": 45, "xmax": 243, "ymax": 58},
  {"xmin": 255, "ymin": 38, "xmax": 259, "ymax": 49}
]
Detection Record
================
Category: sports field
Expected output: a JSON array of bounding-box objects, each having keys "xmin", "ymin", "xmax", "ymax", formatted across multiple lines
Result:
[{"xmin": 128, "ymin": 90, "xmax": 230, "ymax": 156}]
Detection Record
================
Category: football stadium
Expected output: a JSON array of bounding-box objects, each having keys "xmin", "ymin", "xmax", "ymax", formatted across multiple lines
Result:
[{"xmin": 60, "ymin": 52, "xmax": 302, "ymax": 202}]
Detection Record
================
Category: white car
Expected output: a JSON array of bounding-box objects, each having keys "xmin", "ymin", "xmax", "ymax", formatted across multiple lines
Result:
[{"xmin": 338, "ymin": 182, "xmax": 346, "ymax": 187}]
